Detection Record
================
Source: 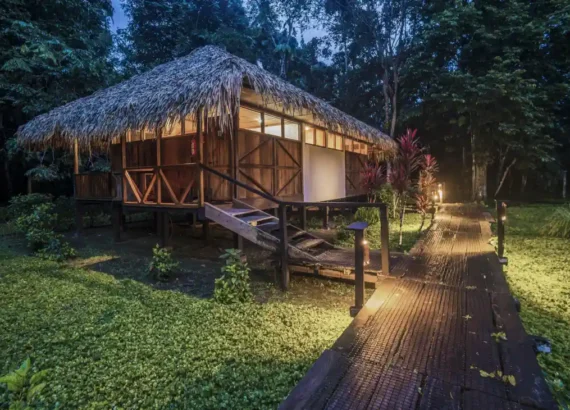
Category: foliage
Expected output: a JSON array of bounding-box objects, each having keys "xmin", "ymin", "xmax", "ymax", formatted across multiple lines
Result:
[
  {"xmin": 0, "ymin": 245, "xmax": 351, "ymax": 408},
  {"xmin": 148, "ymin": 245, "xmax": 179, "ymax": 281},
  {"xmin": 14, "ymin": 203, "xmax": 75, "ymax": 261},
  {"xmin": 354, "ymin": 207, "xmax": 380, "ymax": 226},
  {"xmin": 7, "ymin": 194, "xmax": 52, "ymax": 220},
  {"xmin": 214, "ymin": 249, "xmax": 253, "ymax": 304},
  {"xmin": 541, "ymin": 205, "xmax": 570, "ymax": 238},
  {"xmin": 361, "ymin": 162, "xmax": 386, "ymax": 203},
  {"xmin": 500, "ymin": 204, "xmax": 570, "ymax": 407},
  {"xmin": 0, "ymin": 357, "xmax": 49, "ymax": 409}
]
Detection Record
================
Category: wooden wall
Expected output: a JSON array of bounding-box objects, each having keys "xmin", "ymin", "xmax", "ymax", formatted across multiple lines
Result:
[{"xmin": 345, "ymin": 151, "xmax": 367, "ymax": 196}]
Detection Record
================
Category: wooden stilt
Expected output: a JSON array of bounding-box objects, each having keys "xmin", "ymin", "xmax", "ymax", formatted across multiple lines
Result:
[
  {"xmin": 75, "ymin": 201, "xmax": 83, "ymax": 237},
  {"xmin": 322, "ymin": 206, "xmax": 329, "ymax": 229},
  {"xmin": 300, "ymin": 206, "xmax": 307, "ymax": 231},
  {"xmin": 112, "ymin": 203, "xmax": 121, "ymax": 242},
  {"xmin": 278, "ymin": 203, "xmax": 289, "ymax": 290},
  {"xmin": 347, "ymin": 221, "xmax": 368, "ymax": 317},
  {"xmin": 233, "ymin": 232, "xmax": 243, "ymax": 250},
  {"xmin": 160, "ymin": 212, "xmax": 170, "ymax": 247},
  {"xmin": 202, "ymin": 219, "xmax": 210, "ymax": 241}
]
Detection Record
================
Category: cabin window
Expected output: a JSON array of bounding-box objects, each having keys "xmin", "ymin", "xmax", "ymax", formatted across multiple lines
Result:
[
  {"xmin": 344, "ymin": 138, "xmax": 353, "ymax": 152},
  {"xmin": 184, "ymin": 115, "xmax": 197, "ymax": 134},
  {"xmin": 162, "ymin": 118, "xmax": 182, "ymax": 138},
  {"xmin": 360, "ymin": 143, "xmax": 369, "ymax": 155},
  {"xmin": 327, "ymin": 132, "xmax": 335, "ymax": 149},
  {"xmin": 142, "ymin": 128, "xmax": 155, "ymax": 140},
  {"xmin": 264, "ymin": 114, "xmax": 282, "ymax": 137},
  {"xmin": 304, "ymin": 126, "xmax": 315, "ymax": 144},
  {"xmin": 335, "ymin": 134, "xmax": 343, "ymax": 150},
  {"xmin": 315, "ymin": 129, "xmax": 326, "ymax": 147},
  {"xmin": 284, "ymin": 119, "xmax": 300, "ymax": 141},
  {"xmin": 239, "ymin": 107, "xmax": 263, "ymax": 132},
  {"xmin": 127, "ymin": 129, "xmax": 141, "ymax": 142},
  {"xmin": 111, "ymin": 136, "xmax": 120, "ymax": 145}
]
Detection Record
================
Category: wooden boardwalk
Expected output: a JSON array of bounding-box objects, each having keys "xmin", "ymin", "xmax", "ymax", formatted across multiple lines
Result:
[{"xmin": 280, "ymin": 205, "xmax": 556, "ymax": 410}]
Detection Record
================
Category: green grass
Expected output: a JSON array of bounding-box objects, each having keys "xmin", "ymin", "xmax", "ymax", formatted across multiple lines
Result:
[
  {"xmin": 0, "ymin": 245, "xmax": 352, "ymax": 409},
  {"xmin": 334, "ymin": 211, "xmax": 431, "ymax": 253},
  {"xmin": 500, "ymin": 204, "xmax": 570, "ymax": 406}
]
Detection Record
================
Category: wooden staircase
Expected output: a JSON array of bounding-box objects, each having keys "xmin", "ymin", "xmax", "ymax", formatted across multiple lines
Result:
[{"xmin": 205, "ymin": 199, "xmax": 335, "ymax": 261}]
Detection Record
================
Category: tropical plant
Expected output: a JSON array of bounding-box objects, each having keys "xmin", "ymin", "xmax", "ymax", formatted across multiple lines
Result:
[
  {"xmin": 0, "ymin": 357, "xmax": 49, "ymax": 409},
  {"xmin": 148, "ymin": 245, "xmax": 179, "ymax": 281},
  {"xmin": 214, "ymin": 249, "xmax": 252, "ymax": 304},
  {"xmin": 390, "ymin": 129, "xmax": 423, "ymax": 246},
  {"xmin": 415, "ymin": 193, "xmax": 431, "ymax": 232},
  {"xmin": 354, "ymin": 207, "xmax": 380, "ymax": 226},
  {"xmin": 542, "ymin": 205, "xmax": 570, "ymax": 238},
  {"xmin": 7, "ymin": 194, "xmax": 53, "ymax": 220},
  {"xmin": 361, "ymin": 162, "xmax": 386, "ymax": 203}
]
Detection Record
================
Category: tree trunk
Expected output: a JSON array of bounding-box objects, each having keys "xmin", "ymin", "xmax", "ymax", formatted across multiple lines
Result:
[
  {"xmin": 521, "ymin": 173, "xmax": 527, "ymax": 193},
  {"xmin": 471, "ymin": 132, "xmax": 487, "ymax": 201},
  {"xmin": 390, "ymin": 71, "xmax": 398, "ymax": 138},
  {"xmin": 494, "ymin": 158, "xmax": 516, "ymax": 198},
  {"xmin": 399, "ymin": 202, "xmax": 406, "ymax": 246}
]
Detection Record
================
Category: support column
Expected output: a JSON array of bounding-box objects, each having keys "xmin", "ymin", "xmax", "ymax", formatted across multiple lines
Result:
[
  {"xmin": 380, "ymin": 204, "xmax": 390, "ymax": 275},
  {"xmin": 112, "ymin": 203, "xmax": 122, "ymax": 242},
  {"xmin": 496, "ymin": 201, "xmax": 507, "ymax": 264},
  {"xmin": 300, "ymin": 206, "xmax": 307, "ymax": 231},
  {"xmin": 233, "ymin": 233, "xmax": 243, "ymax": 251},
  {"xmin": 278, "ymin": 203, "xmax": 289, "ymax": 290},
  {"xmin": 322, "ymin": 206, "xmax": 329, "ymax": 229},
  {"xmin": 159, "ymin": 212, "xmax": 170, "ymax": 247},
  {"xmin": 202, "ymin": 219, "xmax": 210, "ymax": 241}
]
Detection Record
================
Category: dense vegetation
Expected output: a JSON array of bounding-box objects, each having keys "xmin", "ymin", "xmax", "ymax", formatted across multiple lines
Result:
[
  {"xmin": 501, "ymin": 204, "xmax": 570, "ymax": 406},
  {"xmin": 0, "ymin": 244, "xmax": 352, "ymax": 409},
  {"xmin": 1, "ymin": 0, "xmax": 569, "ymax": 202}
]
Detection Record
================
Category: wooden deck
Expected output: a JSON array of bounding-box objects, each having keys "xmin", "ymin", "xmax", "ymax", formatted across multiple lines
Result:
[{"xmin": 280, "ymin": 204, "xmax": 556, "ymax": 410}]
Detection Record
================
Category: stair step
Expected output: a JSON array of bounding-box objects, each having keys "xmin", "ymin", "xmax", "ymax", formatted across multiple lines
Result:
[
  {"xmin": 221, "ymin": 207, "xmax": 259, "ymax": 217},
  {"xmin": 294, "ymin": 238, "xmax": 325, "ymax": 250},
  {"xmin": 258, "ymin": 222, "xmax": 280, "ymax": 232},
  {"xmin": 239, "ymin": 214, "xmax": 275, "ymax": 226}
]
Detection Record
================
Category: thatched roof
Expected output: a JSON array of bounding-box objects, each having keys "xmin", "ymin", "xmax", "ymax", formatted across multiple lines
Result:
[{"xmin": 17, "ymin": 46, "xmax": 394, "ymax": 150}]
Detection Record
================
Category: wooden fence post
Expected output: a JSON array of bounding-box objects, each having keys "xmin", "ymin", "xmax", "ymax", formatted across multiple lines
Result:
[
  {"xmin": 300, "ymin": 205, "xmax": 307, "ymax": 231},
  {"xmin": 380, "ymin": 204, "xmax": 390, "ymax": 275},
  {"xmin": 322, "ymin": 205, "xmax": 329, "ymax": 229},
  {"xmin": 347, "ymin": 222, "xmax": 368, "ymax": 317},
  {"xmin": 112, "ymin": 203, "xmax": 122, "ymax": 242},
  {"xmin": 278, "ymin": 203, "xmax": 289, "ymax": 290}
]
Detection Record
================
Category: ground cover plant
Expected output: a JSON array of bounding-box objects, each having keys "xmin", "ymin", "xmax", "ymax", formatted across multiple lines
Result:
[
  {"xmin": 499, "ymin": 204, "xmax": 570, "ymax": 406},
  {"xmin": 0, "ymin": 242, "xmax": 353, "ymax": 409}
]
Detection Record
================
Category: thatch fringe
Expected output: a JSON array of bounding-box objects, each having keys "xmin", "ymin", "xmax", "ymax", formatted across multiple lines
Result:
[{"xmin": 17, "ymin": 46, "xmax": 394, "ymax": 151}]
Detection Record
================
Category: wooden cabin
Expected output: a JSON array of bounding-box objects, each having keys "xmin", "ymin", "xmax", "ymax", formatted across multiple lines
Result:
[{"xmin": 18, "ymin": 46, "xmax": 395, "ymax": 288}]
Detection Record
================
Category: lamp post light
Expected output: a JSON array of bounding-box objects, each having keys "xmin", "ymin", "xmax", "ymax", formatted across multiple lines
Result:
[
  {"xmin": 347, "ymin": 221, "xmax": 368, "ymax": 317},
  {"xmin": 437, "ymin": 183, "xmax": 443, "ymax": 204},
  {"xmin": 496, "ymin": 200, "xmax": 508, "ymax": 265}
]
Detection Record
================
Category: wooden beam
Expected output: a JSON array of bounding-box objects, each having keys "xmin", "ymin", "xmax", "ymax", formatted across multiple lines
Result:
[
  {"xmin": 159, "ymin": 169, "xmax": 179, "ymax": 205},
  {"xmin": 73, "ymin": 138, "xmax": 79, "ymax": 174},
  {"xmin": 232, "ymin": 108, "xmax": 239, "ymax": 198},
  {"xmin": 197, "ymin": 108, "xmax": 204, "ymax": 207},
  {"xmin": 124, "ymin": 170, "xmax": 142, "ymax": 203},
  {"xmin": 380, "ymin": 204, "xmax": 390, "ymax": 275},
  {"xmin": 142, "ymin": 173, "xmax": 157, "ymax": 203},
  {"xmin": 121, "ymin": 133, "xmax": 127, "ymax": 203},
  {"xmin": 179, "ymin": 179, "xmax": 195, "ymax": 203},
  {"xmin": 275, "ymin": 169, "xmax": 301, "ymax": 197},
  {"xmin": 278, "ymin": 203, "xmax": 289, "ymax": 290},
  {"xmin": 156, "ymin": 128, "xmax": 162, "ymax": 204}
]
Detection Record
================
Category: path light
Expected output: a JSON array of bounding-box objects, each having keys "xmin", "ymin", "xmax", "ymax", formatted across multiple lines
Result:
[
  {"xmin": 501, "ymin": 215, "xmax": 507, "ymax": 222},
  {"xmin": 438, "ymin": 183, "xmax": 443, "ymax": 203},
  {"xmin": 362, "ymin": 240, "xmax": 370, "ymax": 266}
]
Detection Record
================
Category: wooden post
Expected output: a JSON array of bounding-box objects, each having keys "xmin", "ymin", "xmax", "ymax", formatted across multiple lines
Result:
[
  {"xmin": 233, "ymin": 232, "xmax": 243, "ymax": 250},
  {"xmin": 202, "ymin": 219, "xmax": 210, "ymax": 241},
  {"xmin": 73, "ymin": 138, "xmax": 79, "ymax": 197},
  {"xmin": 347, "ymin": 221, "xmax": 368, "ymax": 317},
  {"xmin": 322, "ymin": 205, "xmax": 329, "ymax": 229},
  {"xmin": 380, "ymin": 204, "xmax": 390, "ymax": 275},
  {"xmin": 160, "ymin": 212, "xmax": 169, "ymax": 247},
  {"xmin": 300, "ymin": 205, "xmax": 307, "ymax": 231},
  {"xmin": 197, "ymin": 108, "xmax": 205, "ymax": 206},
  {"xmin": 156, "ymin": 128, "xmax": 162, "ymax": 204},
  {"xmin": 112, "ymin": 203, "xmax": 121, "ymax": 242},
  {"xmin": 278, "ymin": 203, "xmax": 289, "ymax": 290},
  {"xmin": 121, "ymin": 133, "xmax": 127, "ymax": 203}
]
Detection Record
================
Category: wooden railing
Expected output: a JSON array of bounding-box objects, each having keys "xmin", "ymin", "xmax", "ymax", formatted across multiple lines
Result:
[
  {"xmin": 200, "ymin": 164, "xmax": 390, "ymax": 291},
  {"xmin": 122, "ymin": 163, "xmax": 201, "ymax": 207},
  {"xmin": 75, "ymin": 172, "xmax": 120, "ymax": 200}
]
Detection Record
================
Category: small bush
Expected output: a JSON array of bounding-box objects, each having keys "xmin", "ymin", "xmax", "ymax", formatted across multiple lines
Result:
[
  {"xmin": 148, "ymin": 244, "xmax": 179, "ymax": 281},
  {"xmin": 0, "ymin": 357, "xmax": 49, "ymax": 408},
  {"xmin": 542, "ymin": 205, "xmax": 570, "ymax": 238},
  {"xmin": 7, "ymin": 193, "xmax": 52, "ymax": 220},
  {"xmin": 14, "ymin": 203, "xmax": 75, "ymax": 261},
  {"xmin": 214, "ymin": 249, "xmax": 252, "ymax": 304},
  {"xmin": 354, "ymin": 207, "xmax": 380, "ymax": 226}
]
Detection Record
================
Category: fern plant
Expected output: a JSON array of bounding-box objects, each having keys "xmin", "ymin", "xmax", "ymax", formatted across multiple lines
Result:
[
  {"xmin": 214, "ymin": 249, "xmax": 252, "ymax": 304},
  {"xmin": 0, "ymin": 357, "xmax": 48, "ymax": 409},
  {"xmin": 542, "ymin": 205, "xmax": 570, "ymax": 238},
  {"xmin": 148, "ymin": 245, "xmax": 179, "ymax": 281}
]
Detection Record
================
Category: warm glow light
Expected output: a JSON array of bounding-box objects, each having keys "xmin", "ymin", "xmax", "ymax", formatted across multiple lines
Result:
[
  {"xmin": 362, "ymin": 240, "xmax": 368, "ymax": 245},
  {"xmin": 257, "ymin": 118, "xmax": 263, "ymax": 123},
  {"xmin": 501, "ymin": 215, "xmax": 507, "ymax": 221},
  {"xmin": 433, "ymin": 194, "xmax": 439, "ymax": 201},
  {"xmin": 305, "ymin": 126, "xmax": 310, "ymax": 130}
]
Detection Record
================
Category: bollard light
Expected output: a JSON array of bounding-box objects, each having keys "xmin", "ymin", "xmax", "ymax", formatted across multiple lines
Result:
[
  {"xmin": 362, "ymin": 240, "xmax": 370, "ymax": 266},
  {"xmin": 437, "ymin": 183, "xmax": 443, "ymax": 203},
  {"xmin": 501, "ymin": 215, "xmax": 507, "ymax": 222}
]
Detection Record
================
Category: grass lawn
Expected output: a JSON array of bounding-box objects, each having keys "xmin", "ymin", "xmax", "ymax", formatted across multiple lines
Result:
[
  {"xmin": 0, "ymin": 240, "xmax": 355, "ymax": 409},
  {"xmin": 499, "ymin": 204, "xmax": 570, "ymax": 406}
]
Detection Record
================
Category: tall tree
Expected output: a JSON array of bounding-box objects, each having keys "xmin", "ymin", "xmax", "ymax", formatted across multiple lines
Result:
[{"xmin": 0, "ymin": 0, "xmax": 115, "ymax": 199}]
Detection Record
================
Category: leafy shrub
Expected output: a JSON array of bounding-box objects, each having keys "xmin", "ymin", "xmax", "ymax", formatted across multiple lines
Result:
[
  {"xmin": 541, "ymin": 205, "xmax": 570, "ymax": 238},
  {"xmin": 0, "ymin": 357, "xmax": 49, "ymax": 408},
  {"xmin": 354, "ymin": 207, "xmax": 380, "ymax": 226},
  {"xmin": 214, "ymin": 249, "xmax": 252, "ymax": 304},
  {"xmin": 14, "ymin": 203, "xmax": 75, "ymax": 261},
  {"xmin": 7, "ymin": 194, "xmax": 52, "ymax": 220},
  {"xmin": 148, "ymin": 244, "xmax": 179, "ymax": 281},
  {"xmin": 0, "ymin": 207, "xmax": 8, "ymax": 222},
  {"xmin": 54, "ymin": 196, "xmax": 76, "ymax": 229}
]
